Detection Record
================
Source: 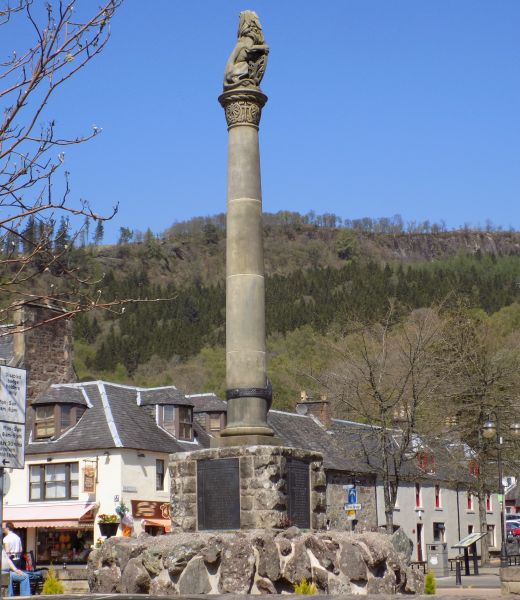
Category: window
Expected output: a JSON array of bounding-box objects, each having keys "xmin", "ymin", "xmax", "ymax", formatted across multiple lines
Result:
[
  {"xmin": 159, "ymin": 405, "xmax": 193, "ymax": 440},
  {"xmin": 209, "ymin": 413, "xmax": 222, "ymax": 432},
  {"xmin": 487, "ymin": 524, "xmax": 495, "ymax": 547},
  {"xmin": 29, "ymin": 463, "xmax": 79, "ymax": 501},
  {"xmin": 178, "ymin": 406, "xmax": 193, "ymax": 440},
  {"xmin": 467, "ymin": 493, "xmax": 474, "ymax": 511},
  {"xmin": 161, "ymin": 405, "xmax": 175, "ymax": 435},
  {"xmin": 469, "ymin": 460, "xmax": 480, "ymax": 477},
  {"xmin": 156, "ymin": 459, "xmax": 165, "ymax": 491},
  {"xmin": 433, "ymin": 522, "xmax": 445, "ymax": 543},
  {"xmin": 34, "ymin": 404, "xmax": 86, "ymax": 440},
  {"xmin": 417, "ymin": 452, "xmax": 435, "ymax": 474},
  {"xmin": 435, "ymin": 484, "xmax": 441, "ymax": 508},
  {"xmin": 415, "ymin": 483, "xmax": 422, "ymax": 508},
  {"xmin": 486, "ymin": 493, "xmax": 492, "ymax": 512},
  {"xmin": 34, "ymin": 406, "xmax": 55, "ymax": 439}
]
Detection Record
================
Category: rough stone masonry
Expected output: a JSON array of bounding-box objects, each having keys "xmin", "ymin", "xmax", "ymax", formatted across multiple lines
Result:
[{"xmin": 88, "ymin": 528, "xmax": 424, "ymax": 595}]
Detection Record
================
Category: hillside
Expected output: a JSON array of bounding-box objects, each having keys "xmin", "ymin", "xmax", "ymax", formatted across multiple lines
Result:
[{"xmin": 69, "ymin": 215, "xmax": 520, "ymax": 411}]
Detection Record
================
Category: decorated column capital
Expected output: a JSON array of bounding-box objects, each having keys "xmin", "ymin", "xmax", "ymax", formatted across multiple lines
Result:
[{"xmin": 218, "ymin": 88, "xmax": 268, "ymax": 130}]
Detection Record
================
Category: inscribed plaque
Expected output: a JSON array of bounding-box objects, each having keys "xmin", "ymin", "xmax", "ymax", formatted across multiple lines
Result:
[
  {"xmin": 197, "ymin": 458, "xmax": 240, "ymax": 530},
  {"xmin": 287, "ymin": 458, "xmax": 310, "ymax": 528}
]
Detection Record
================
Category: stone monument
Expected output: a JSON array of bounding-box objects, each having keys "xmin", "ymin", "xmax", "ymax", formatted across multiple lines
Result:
[
  {"xmin": 218, "ymin": 10, "xmax": 277, "ymax": 446},
  {"xmin": 169, "ymin": 11, "xmax": 326, "ymax": 533}
]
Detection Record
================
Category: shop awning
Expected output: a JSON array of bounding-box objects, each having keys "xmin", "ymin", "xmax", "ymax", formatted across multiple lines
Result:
[
  {"xmin": 4, "ymin": 502, "xmax": 96, "ymax": 528},
  {"xmin": 143, "ymin": 518, "xmax": 171, "ymax": 532}
]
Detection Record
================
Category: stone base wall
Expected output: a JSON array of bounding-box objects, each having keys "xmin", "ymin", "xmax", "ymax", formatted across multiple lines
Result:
[
  {"xmin": 88, "ymin": 529, "xmax": 424, "ymax": 595},
  {"xmin": 169, "ymin": 445, "xmax": 326, "ymax": 531},
  {"xmin": 501, "ymin": 566, "xmax": 520, "ymax": 595},
  {"xmin": 327, "ymin": 472, "xmax": 377, "ymax": 531}
]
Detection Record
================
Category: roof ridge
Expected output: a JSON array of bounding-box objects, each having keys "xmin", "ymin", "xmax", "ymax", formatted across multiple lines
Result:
[{"xmin": 97, "ymin": 382, "xmax": 123, "ymax": 447}]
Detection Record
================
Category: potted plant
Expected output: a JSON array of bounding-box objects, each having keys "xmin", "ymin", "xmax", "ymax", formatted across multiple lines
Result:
[{"xmin": 97, "ymin": 514, "xmax": 119, "ymax": 538}]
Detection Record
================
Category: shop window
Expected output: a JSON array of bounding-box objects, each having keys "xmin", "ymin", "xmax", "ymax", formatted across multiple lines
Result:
[
  {"xmin": 160, "ymin": 405, "xmax": 176, "ymax": 435},
  {"xmin": 34, "ymin": 404, "xmax": 86, "ymax": 440},
  {"xmin": 433, "ymin": 522, "xmax": 445, "ymax": 542},
  {"xmin": 36, "ymin": 528, "xmax": 93, "ymax": 564},
  {"xmin": 178, "ymin": 406, "xmax": 193, "ymax": 440},
  {"xmin": 209, "ymin": 413, "xmax": 223, "ymax": 432},
  {"xmin": 415, "ymin": 483, "xmax": 422, "ymax": 508},
  {"xmin": 435, "ymin": 485, "xmax": 441, "ymax": 508},
  {"xmin": 29, "ymin": 463, "xmax": 79, "ymax": 501},
  {"xmin": 156, "ymin": 459, "xmax": 165, "ymax": 491}
]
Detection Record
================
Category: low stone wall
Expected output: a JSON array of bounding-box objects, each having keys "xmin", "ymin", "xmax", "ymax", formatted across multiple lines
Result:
[
  {"xmin": 88, "ymin": 529, "xmax": 424, "ymax": 595},
  {"xmin": 501, "ymin": 566, "xmax": 520, "ymax": 595}
]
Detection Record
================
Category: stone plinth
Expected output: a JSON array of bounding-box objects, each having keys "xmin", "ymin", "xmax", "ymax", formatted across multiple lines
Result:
[
  {"xmin": 169, "ymin": 446, "xmax": 326, "ymax": 532},
  {"xmin": 88, "ymin": 529, "xmax": 424, "ymax": 595}
]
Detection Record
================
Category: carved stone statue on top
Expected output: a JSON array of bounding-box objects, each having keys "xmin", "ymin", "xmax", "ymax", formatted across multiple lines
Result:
[{"xmin": 223, "ymin": 11, "xmax": 269, "ymax": 91}]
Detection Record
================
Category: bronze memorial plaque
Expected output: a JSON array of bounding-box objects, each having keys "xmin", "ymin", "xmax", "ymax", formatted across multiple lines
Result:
[
  {"xmin": 287, "ymin": 458, "xmax": 310, "ymax": 528},
  {"xmin": 197, "ymin": 458, "xmax": 240, "ymax": 530}
]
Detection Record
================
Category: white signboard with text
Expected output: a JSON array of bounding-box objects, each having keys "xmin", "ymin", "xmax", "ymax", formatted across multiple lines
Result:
[{"xmin": 0, "ymin": 366, "xmax": 26, "ymax": 468}]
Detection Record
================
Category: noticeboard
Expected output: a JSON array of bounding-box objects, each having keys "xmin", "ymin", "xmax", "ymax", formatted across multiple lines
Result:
[
  {"xmin": 452, "ymin": 532, "xmax": 487, "ymax": 548},
  {"xmin": 0, "ymin": 366, "xmax": 26, "ymax": 469}
]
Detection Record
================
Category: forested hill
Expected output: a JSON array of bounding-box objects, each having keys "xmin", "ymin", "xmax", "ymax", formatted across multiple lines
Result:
[{"xmin": 71, "ymin": 213, "xmax": 520, "ymax": 409}]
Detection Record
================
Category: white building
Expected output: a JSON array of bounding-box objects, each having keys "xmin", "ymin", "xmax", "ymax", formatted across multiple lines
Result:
[{"xmin": 3, "ymin": 381, "xmax": 227, "ymax": 564}]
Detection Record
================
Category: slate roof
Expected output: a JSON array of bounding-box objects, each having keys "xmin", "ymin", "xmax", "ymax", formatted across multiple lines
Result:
[
  {"xmin": 32, "ymin": 386, "xmax": 89, "ymax": 407},
  {"xmin": 268, "ymin": 410, "xmax": 362, "ymax": 472},
  {"xmin": 187, "ymin": 393, "xmax": 227, "ymax": 413},
  {"xmin": 26, "ymin": 381, "xmax": 201, "ymax": 455},
  {"xmin": 139, "ymin": 387, "xmax": 192, "ymax": 406}
]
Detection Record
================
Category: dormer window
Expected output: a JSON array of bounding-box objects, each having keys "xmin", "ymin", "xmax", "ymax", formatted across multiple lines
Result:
[
  {"xmin": 417, "ymin": 451, "xmax": 435, "ymax": 474},
  {"xmin": 161, "ymin": 405, "xmax": 176, "ymax": 435},
  {"xmin": 158, "ymin": 405, "xmax": 193, "ymax": 441},
  {"xmin": 178, "ymin": 406, "xmax": 192, "ymax": 440},
  {"xmin": 209, "ymin": 412, "xmax": 225, "ymax": 432},
  {"xmin": 34, "ymin": 404, "xmax": 86, "ymax": 440},
  {"xmin": 35, "ymin": 406, "xmax": 55, "ymax": 439}
]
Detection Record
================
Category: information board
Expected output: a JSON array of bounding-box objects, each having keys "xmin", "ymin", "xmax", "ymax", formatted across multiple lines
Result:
[
  {"xmin": 0, "ymin": 366, "xmax": 26, "ymax": 424},
  {"xmin": 0, "ymin": 366, "xmax": 26, "ymax": 469}
]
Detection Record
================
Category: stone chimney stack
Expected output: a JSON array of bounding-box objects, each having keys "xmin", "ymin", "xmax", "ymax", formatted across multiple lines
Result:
[
  {"xmin": 295, "ymin": 391, "xmax": 332, "ymax": 430},
  {"xmin": 9, "ymin": 302, "xmax": 76, "ymax": 402}
]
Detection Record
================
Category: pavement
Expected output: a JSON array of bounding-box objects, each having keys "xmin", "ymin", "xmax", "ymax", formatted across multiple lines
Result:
[{"xmin": 435, "ymin": 565, "xmax": 501, "ymax": 597}]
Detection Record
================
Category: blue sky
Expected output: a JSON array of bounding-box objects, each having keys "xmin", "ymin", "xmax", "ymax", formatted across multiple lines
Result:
[{"xmin": 11, "ymin": 1, "xmax": 520, "ymax": 242}]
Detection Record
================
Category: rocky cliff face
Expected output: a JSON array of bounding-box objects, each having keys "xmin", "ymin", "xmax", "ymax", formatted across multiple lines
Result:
[{"xmin": 88, "ymin": 528, "xmax": 424, "ymax": 595}]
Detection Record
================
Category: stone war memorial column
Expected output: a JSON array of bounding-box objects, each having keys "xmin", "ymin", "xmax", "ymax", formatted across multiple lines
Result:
[
  {"xmin": 218, "ymin": 10, "xmax": 278, "ymax": 446},
  {"xmin": 169, "ymin": 12, "xmax": 325, "ymax": 533}
]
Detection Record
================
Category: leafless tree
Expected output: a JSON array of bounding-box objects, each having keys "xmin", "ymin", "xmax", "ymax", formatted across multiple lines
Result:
[
  {"xmin": 318, "ymin": 304, "xmax": 445, "ymax": 532},
  {"xmin": 438, "ymin": 304, "xmax": 520, "ymax": 565},
  {"xmin": 0, "ymin": 0, "xmax": 141, "ymax": 331}
]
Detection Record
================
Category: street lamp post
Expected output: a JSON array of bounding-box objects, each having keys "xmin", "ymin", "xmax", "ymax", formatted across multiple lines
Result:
[{"xmin": 482, "ymin": 418, "xmax": 520, "ymax": 569}]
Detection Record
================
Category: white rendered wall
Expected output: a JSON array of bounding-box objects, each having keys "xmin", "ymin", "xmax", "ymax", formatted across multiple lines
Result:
[{"xmin": 376, "ymin": 481, "xmax": 503, "ymax": 559}]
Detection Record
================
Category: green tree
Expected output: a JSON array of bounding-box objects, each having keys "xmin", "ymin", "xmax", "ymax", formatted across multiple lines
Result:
[{"xmin": 94, "ymin": 220, "xmax": 104, "ymax": 245}]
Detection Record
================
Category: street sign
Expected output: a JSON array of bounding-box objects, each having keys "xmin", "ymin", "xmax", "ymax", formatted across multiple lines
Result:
[
  {"xmin": 0, "ymin": 422, "xmax": 25, "ymax": 469},
  {"xmin": 345, "ymin": 484, "xmax": 357, "ymax": 505},
  {"xmin": 0, "ymin": 366, "xmax": 26, "ymax": 424},
  {"xmin": 0, "ymin": 366, "xmax": 26, "ymax": 469},
  {"xmin": 346, "ymin": 509, "xmax": 357, "ymax": 521},
  {"xmin": 345, "ymin": 503, "xmax": 362, "ymax": 511}
]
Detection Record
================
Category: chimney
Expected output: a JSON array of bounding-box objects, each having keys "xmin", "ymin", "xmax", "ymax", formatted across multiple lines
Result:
[
  {"xmin": 11, "ymin": 302, "xmax": 76, "ymax": 402},
  {"xmin": 295, "ymin": 391, "xmax": 332, "ymax": 429}
]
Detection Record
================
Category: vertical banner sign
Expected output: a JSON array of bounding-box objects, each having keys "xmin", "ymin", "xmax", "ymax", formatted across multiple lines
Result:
[
  {"xmin": 82, "ymin": 461, "xmax": 97, "ymax": 493},
  {"xmin": 0, "ymin": 366, "xmax": 26, "ymax": 469}
]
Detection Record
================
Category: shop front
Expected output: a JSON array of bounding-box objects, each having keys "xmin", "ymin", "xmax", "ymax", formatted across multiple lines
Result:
[
  {"xmin": 4, "ymin": 501, "xmax": 96, "ymax": 564},
  {"xmin": 131, "ymin": 499, "xmax": 171, "ymax": 536}
]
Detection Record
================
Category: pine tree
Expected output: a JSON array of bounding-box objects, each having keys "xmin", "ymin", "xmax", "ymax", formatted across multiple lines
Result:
[{"xmin": 94, "ymin": 220, "xmax": 104, "ymax": 245}]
